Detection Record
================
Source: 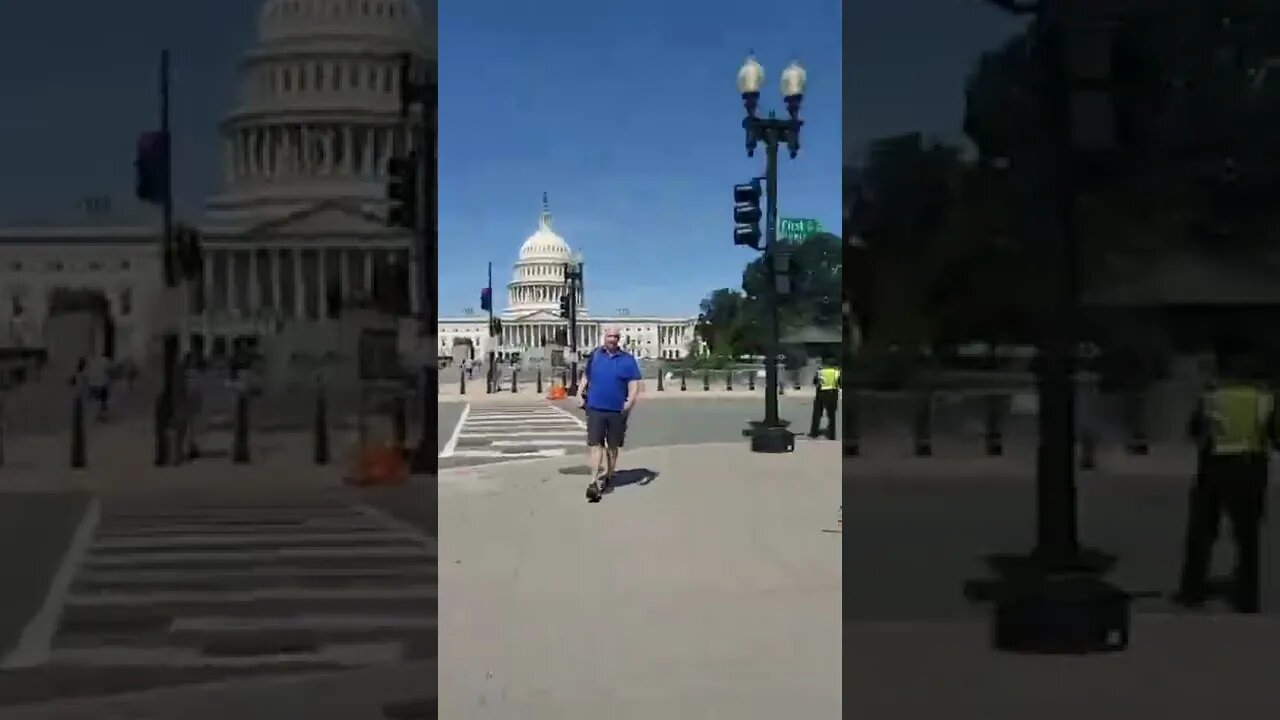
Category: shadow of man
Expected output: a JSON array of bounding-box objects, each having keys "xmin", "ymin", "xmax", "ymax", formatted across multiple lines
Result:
[{"xmin": 608, "ymin": 468, "xmax": 660, "ymax": 490}]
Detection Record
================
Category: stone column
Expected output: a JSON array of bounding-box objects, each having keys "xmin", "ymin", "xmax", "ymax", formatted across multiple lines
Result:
[
  {"xmin": 273, "ymin": 249, "xmax": 284, "ymax": 315},
  {"xmin": 343, "ymin": 126, "xmax": 354, "ymax": 174},
  {"xmin": 362, "ymin": 127, "xmax": 375, "ymax": 176},
  {"xmin": 324, "ymin": 127, "xmax": 335, "ymax": 175},
  {"xmin": 202, "ymin": 246, "xmax": 214, "ymax": 317},
  {"xmin": 294, "ymin": 247, "xmax": 305, "ymax": 319},
  {"xmin": 318, "ymin": 248, "xmax": 329, "ymax": 318},
  {"xmin": 248, "ymin": 249, "xmax": 260, "ymax": 313},
  {"xmin": 301, "ymin": 126, "xmax": 311, "ymax": 175},
  {"xmin": 339, "ymin": 248, "xmax": 350, "ymax": 300},
  {"xmin": 408, "ymin": 251, "xmax": 419, "ymax": 315},
  {"xmin": 224, "ymin": 250, "xmax": 236, "ymax": 315},
  {"xmin": 224, "ymin": 138, "xmax": 235, "ymax": 184},
  {"xmin": 363, "ymin": 250, "xmax": 374, "ymax": 294}
]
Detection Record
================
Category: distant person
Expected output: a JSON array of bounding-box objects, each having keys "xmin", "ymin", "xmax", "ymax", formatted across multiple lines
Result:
[
  {"xmin": 1175, "ymin": 343, "xmax": 1275, "ymax": 613},
  {"xmin": 579, "ymin": 326, "xmax": 642, "ymax": 503},
  {"xmin": 174, "ymin": 352, "xmax": 205, "ymax": 460},
  {"xmin": 808, "ymin": 357, "xmax": 840, "ymax": 440},
  {"xmin": 86, "ymin": 355, "xmax": 111, "ymax": 422}
]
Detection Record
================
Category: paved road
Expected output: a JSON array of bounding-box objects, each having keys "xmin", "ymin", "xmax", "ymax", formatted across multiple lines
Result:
[
  {"xmin": 0, "ymin": 482, "xmax": 436, "ymax": 709},
  {"xmin": 437, "ymin": 396, "xmax": 839, "ymax": 469}
]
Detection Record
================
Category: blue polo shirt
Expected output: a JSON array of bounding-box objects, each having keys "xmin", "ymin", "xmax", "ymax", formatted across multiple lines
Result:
[{"xmin": 584, "ymin": 347, "xmax": 641, "ymax": 412}]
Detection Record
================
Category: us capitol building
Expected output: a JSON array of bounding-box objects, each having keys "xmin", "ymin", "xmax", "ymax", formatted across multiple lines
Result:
[
  {"xmin": 0, "ymin": 0, "xmax": 433, "ymax": 365},
  {"xmin": 438, "ymin": 197, "xmax": 700, "ymax": 363}
]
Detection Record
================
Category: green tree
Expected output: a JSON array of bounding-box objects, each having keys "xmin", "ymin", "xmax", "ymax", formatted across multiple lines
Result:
[
  {"xmin": 695, "ymin": 288, "xmax": 750, "ymax": 356},
  {"xmin": 740, "ymin": 231, "xmax": 842, "ymax": 334}
]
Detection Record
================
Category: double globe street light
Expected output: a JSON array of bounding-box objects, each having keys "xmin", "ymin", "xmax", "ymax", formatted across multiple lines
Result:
[{"xmin": 735, "ymin": 54, "xmax": 806, "ymax": 453}]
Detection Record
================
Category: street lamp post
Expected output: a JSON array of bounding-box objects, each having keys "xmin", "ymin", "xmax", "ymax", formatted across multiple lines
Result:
[
  {"xmin": 738, "ymin": 54, "xmax": 805, "ymax": 453},
  {"xmin": 565, "ymin": 253, "xmax": 584, "ymax": 395}
]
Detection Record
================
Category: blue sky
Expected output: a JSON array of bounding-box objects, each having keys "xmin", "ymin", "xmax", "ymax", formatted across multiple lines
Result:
[
  {"xmin": 438, "ymin": 0, "xmax": 841, "ymax": 317},
  {"xmin": 0, "ymin": 1, "xmax": 1024, "ymax": 315}
]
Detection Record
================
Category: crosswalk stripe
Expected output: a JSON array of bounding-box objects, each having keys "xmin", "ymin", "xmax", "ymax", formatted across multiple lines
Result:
[
  {"xmin": 91, "ymin": 531, "xmax": 424, "ymax": 551},
  {"xmin": 66, "ymin": 585, "xmax": 437, "ymax": 606},
  {"xmin": 489, "ymin": 439, "xmax": 581, "ymax": 447},
  {"xmin": 76, "ymin": 566, "xmax": 433, "ymax": 585},
  {"xmin": 170, "ymin": 615, "xmax": 437, "ymax": 633},
  {"xmin": 48, "ymin": 641, "xmax": 405, "ymax": 668},
  {"xmin": 83, "ymin": 546, "xmax": 430, "ymax": 566},
  {"xmin": 448, "ymin": 448, "xmax": 566, "ymax": 458},
  {"xmin": 460, "ymin": 431, "xmax": 580, "ymax": 438}
]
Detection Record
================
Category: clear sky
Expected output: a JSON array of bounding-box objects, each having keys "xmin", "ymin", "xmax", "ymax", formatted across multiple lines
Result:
[
  {"xmin": 0, "ymin": 0, "xmax": 1023, "ymax": 312},
  {"xmin": 438, "ymin": 0, "xmax": 841, "ymax": 318}
]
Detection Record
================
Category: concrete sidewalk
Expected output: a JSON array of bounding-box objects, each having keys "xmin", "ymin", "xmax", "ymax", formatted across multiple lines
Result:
[
  {"xmin": 0, "ymin": 661, "xmax": 435, "ymax": 719},
  {"xmin": 438, "ymin": 441, "xmax": 841, "ymax": 719},
  {"xmin": 848, "ymin": 616, "xmax": 1280, "ymax": 718}
]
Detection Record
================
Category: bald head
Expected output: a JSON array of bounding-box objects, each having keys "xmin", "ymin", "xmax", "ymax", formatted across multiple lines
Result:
[{"xmin": 601, "ymin": 326, "xmax": 621, "ymax": 351}]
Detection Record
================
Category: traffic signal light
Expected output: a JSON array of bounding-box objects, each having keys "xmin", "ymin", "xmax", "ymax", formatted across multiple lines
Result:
[
  {"xmin": 733, "ymin": 180, "xmax": 763, "ymax": 250},
  {"xmin": 386, "ymin": 153, "xmax": 418, "ymax": 229},
  {"xmin": 480, "ymin": 287, "xmax": 492, "ymax": 312},
  {"xmin": 559, "ymin": 293, "xmax": 572, "ymax": 319},
  {"xmin": 135, "ymin": 131, "xmax": 170, "ymax": 205}
]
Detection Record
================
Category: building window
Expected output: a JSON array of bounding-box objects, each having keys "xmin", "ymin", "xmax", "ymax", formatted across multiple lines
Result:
[
  {"xmin": 49, "ymin": 261, "xmax": 63, "ymax": 271},
  {"xmin": 120, "ymin": 288, "xmax": 132, "ymax": 316},
  {"xmin": 11, "ymin": 296, "xmax": 23, "ymax": 317},
  {"xmin": 120, "ymin": 260, "xmax": 130, "ymax": 270},
  {"xmin": 89, "ymin": 261, "xmax": 102, "ymax": 271},
  {"xmin": 8, "ymin": 262, "xmax": 20, "ymax": 271}
]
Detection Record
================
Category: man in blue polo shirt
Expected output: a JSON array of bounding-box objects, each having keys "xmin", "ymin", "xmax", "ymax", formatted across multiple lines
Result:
[{"xmin": 579, "ymin": 326, "xmax": 642, "ymax": 502}]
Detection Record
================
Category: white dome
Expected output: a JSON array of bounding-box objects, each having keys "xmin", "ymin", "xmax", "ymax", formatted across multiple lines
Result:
[
  {"xmin": 517, "ymin": 196, "xmax": 571, "ymax": 260},
  {"xmin": 257, "ymin": 0, "xmax": 424, "ymax": 43}
]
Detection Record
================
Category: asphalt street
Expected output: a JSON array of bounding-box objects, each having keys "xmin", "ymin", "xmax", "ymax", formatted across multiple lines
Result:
[
  {"xmin": 437, "ymin": 395, "xmax": 839, "ymax": 469},
  {"xmin": 845, "ymin": 473, "xmax": 1280, "ymax": 622},
  {"xmin": 0, "ymin": 482, "xmax": 435, "ymax": 708}
]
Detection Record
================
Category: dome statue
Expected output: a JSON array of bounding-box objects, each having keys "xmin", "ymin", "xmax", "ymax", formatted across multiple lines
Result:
[{"xmin": 517, "ymin": 193, "xmax": 571, "ymax": 260}]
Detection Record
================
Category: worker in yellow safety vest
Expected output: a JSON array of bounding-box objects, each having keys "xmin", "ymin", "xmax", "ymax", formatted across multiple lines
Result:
[
  {"xmin": 1175, "ymin": 344, "xmax": 1276, "ymax": 613},
  {"xmin": 808, "ymin": 359, "xmax": 840, "ymax": 440}
]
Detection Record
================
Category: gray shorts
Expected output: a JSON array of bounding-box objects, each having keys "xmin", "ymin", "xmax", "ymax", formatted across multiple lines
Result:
[{"xmin": 586, "ymin": 408, "xmax": 629, "ymax": 448}]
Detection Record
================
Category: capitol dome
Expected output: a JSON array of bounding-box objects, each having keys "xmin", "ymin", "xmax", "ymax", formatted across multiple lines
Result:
[
  {"xmin": 257, "ymin": 0, "xmax": 426, "ymax": 44},
  {"xmin": 205, "ymin": 0, "xmax": 434, "ymax": 225},
  {"xmin": 505, "ymin": 194, "xmax": 586, "ymax": 317}
]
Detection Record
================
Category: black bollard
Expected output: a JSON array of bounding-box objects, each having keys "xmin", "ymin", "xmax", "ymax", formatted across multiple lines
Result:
[
  {"xmin": 1126, "ymin": 390, "xmax": 1149, "ymax": 455},
  {"xmin": 983, "ymin": 393, "xmax": 1003, "ymax": 456},
  {"xmin": 703, "ymin": 370, "xmax": 710, "ymax": 391},
  {"xmin": 314, "ymin": 383, "xmax": 329, "ymax": 465},
  {"xmin": 154, "ymin": 393, "xmax": 169, "ymax": 466},
  {"xmin": 232, "ymin": 390, "xmax": 249, "ymax": 464},
  {"xmin": 536, "ymin": 368, "xmax": 543, "ymax": 394},
  {"xmin": 657, "ymin": 368, "xmax": 665, "ymax": 391},
  {"xmin": 680, "ymin": 371, "xmax": 687, "ymax": 391},
  {"xmin": 726, "ymin": 371, "xmax": 733, "ymax": 391},
  {"xmin": 779, "ymin": 379, "xmax": 785, "ymax": 395},
  {"xmin": 511, "ymin": 369, "xmax": 518, "ymax": 394},
  {"xmin": 748, "ymin": 371, "xmax": 756, "ymax": 391},
  {"xmin": 71, "ymin": 393, "xmax": 86, "ymax": 469},
  {"xmin": 793, "ymin": 371, "xmax": 801, "ymax": 391},
  {"xmin": 844, "ymin": 391, "xmax": 859, "ymax": 457},
  {"xmin": 912, "ymin": 392, "xmax": 933, "ymax": 457},
  {"xmin": 459, "ymin": 368, "xmax": 466, "ymax": 394},
  {"xmin": 393, "ymin": 395, "xmax": 407, "ymax": 451}
]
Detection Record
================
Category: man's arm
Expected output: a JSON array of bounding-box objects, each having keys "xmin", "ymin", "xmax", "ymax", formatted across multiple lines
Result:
[{"xmin": 623, "ymin": 358, "xmax": 642, "ymax": 410}]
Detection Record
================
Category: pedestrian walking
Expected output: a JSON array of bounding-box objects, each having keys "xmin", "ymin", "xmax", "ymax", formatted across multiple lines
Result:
[
  {"xmin": 1175, "ymin": 342, "xmax": 1275, "ymax": 613},
  {"xmin": 808, "ymin": 357, "xmax": 840, "ymax": 440},
  {"xmin": 86, "ymin": 354, "xmax": 111, "ymax": 422},
  {"xmin": 173, "ymin": 352, "xmax": 205, "ymax": 460},
  {"xmin": 579, "ymin": 326, "xmax": 642, "ymax": 503}
]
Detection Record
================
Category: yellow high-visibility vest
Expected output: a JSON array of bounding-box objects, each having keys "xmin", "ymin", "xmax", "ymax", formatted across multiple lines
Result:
[
  {"xmin": 1206, "ymin": 385, "xmax": 1272, "ymax": 455},
  {"xmin": 818, "ymin": 367, "xmax": 840, "ymax": 391}
]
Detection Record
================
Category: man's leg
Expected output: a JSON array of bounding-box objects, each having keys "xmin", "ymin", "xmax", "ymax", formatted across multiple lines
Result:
[
  {"xmin": 1176, "ymin": 472, "xmax": 1222, "ymax": 605},
  {"xmin": 823, "ymin": 390, "xmax": 838, "ymax": 440},
  {"xmin": 586, "ymin": 410, "xmax": 605, "ymax": 479},
  {"xmin": 604, "ymin": 411, "xmax": 628, "ymax": 480},
  {"xmin": 808, "ymin": 391, "xmax": 823, "ymax": 437}
]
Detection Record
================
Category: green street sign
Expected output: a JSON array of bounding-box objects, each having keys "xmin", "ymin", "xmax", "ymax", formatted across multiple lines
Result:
[{"xmin": 779, "ymin": 217, "xmax": 822, "ymax": 240}]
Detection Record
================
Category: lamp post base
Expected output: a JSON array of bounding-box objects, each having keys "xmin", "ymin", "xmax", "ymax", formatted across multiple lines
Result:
[
  {"xmin": 963, "ymin": 547, "xmax": 1133, "ymax": 654},
  {"xmin": 745, "ymin": 422, "xmax": 795, "ymax": 453}
]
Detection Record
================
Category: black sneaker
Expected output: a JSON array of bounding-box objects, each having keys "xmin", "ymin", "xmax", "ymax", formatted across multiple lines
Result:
[{"xmin": 585, "ymin": 479, "xmax": 603, "ymax": 503}]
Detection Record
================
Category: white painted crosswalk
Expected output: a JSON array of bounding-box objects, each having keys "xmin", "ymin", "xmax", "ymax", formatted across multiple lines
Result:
[
  {"xmin": 2, "ymin": 500, "xmax": 436, "ymax": 676},
  {"xmin": 440, "ymin": 403, "xmax": 585, "ymax": 462}
]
